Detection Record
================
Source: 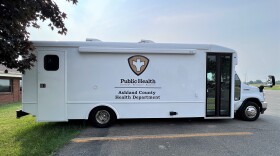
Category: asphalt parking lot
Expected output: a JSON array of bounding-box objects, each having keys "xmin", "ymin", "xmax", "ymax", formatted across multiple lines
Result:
[{"xmin": 56, "ymin": 90, "xmax": 280, "ymax": 156}]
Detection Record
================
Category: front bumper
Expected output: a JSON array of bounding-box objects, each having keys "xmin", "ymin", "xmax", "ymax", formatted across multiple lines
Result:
[
  {"xmin": 16, "ymin": 110, "xmax": 29, "ymax": 118},
  {"xmin": 261, "ymin": 102, "xmax": 267, "ymax": 114}
]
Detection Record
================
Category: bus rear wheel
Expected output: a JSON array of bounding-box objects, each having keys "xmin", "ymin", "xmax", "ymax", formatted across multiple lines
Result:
[{"xmin": 89, "ymin": 107, "xmax": 116, "ymax": 128}]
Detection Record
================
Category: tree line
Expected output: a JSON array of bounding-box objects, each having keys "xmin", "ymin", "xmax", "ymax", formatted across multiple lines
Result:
[{"xmin": 247, "ymin": 80, "xmax": 280, "ymax": 84}]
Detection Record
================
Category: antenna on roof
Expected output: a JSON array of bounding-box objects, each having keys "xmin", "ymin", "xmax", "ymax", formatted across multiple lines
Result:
[
  {"xmin": 86, "ymin": 38, "xmax": 101, "ymax": 42},
  {"xmin": 138, "ymin": 39, "xmax": 155, "ymax": 43}
]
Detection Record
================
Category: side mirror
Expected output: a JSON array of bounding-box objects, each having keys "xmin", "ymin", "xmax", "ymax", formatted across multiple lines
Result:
[{"xmin": 266, "ymin": 75, "xmax": 275, "ymax": 87}]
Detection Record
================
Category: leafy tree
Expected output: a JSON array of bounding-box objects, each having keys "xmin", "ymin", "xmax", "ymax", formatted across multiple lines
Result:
[
  {"xmin": 248, "ymin": 80, "xmax": 254, "ymax": 84},
  {"xmin": 0, "ymin": 0, "xmax": 77, "ymax": 73},
  {"xmin": 255, "ymin": 80, "xmax": 263, "ymax": 84}
]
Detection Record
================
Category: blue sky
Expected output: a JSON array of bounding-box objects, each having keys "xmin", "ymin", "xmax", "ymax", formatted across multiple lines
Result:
[{"xmin": 29, "ymin": 0, "xmax": 280, "ymax": 81}]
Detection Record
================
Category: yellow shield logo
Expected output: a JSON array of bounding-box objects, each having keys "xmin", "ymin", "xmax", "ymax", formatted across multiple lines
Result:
[{"xmin": 128, "ymin": 55, "xmax": 149, "ymax": 76}]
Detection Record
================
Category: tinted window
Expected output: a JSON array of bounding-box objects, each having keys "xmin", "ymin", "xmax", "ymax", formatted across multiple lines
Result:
[
  {"xmin": 20, "ymin": 80, "xmax": 22, "ymax": 91},
  {"xmin": 234, "ymin": 74, "xmax": 241, "ymax": 101},
  {"xmin": 206, "ymin": 55, "xmax": 216, "ymax": 116},
  {"xmin": 219, "ymin": 55, "xmax": 231, "ymax": 116},
  {"xmin": 0, "ymin": 79, "xmax": 12, "ymax": 92},
  {"xmin": 44, "ymin": 55, "xmax": 59, "ymax": 71}
]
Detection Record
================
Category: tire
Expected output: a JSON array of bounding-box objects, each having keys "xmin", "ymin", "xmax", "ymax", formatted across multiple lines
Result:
[
  {"xmin": 89, "ymin": 107, "xmax": 116, "ymax": 128},
  {"xmin": 239, "ymin": 101, "xmax": 260, "ymax": 121}
]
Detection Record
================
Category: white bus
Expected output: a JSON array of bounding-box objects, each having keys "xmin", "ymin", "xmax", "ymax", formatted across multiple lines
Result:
[{"xmin": 17, "ymin": 40, "xmax": 275, "ymax": 127}]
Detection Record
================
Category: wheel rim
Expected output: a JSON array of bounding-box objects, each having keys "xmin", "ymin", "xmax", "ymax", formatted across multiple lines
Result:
[
  {"xmin": 95, "ymin": 110, "xmax": 110, "ymax": 124},
  {"xmin": 245, "ymin": 106, "xmax": 257, "ymax": 119}
]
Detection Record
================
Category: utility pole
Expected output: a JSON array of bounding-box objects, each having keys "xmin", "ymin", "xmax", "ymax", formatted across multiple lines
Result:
[{"xmin": 245, "ymin": 72, "xmax": 247, "ymax": 84}]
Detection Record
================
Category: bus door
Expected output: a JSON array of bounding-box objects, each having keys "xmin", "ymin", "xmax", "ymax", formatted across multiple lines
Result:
[{"xmin": 206, "ymin": 53, "xmax": 232, "ymax": 117}]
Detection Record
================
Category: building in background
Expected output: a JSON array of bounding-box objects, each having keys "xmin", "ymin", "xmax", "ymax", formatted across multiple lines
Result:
[{"xmin": 0, "ymin": 65, "xmax": 22, "ymax": 104}]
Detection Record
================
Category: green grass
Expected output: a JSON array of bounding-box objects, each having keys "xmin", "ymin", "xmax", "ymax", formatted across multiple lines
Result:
[
  {"xmin": 249, "ymin": 84, "xmax": 280, "ymax": 90},
  {"xmin": 264, "ymin": 85, "xmax": 280, "ymax": 90},
  {"xmin": 207, "ymin": 98, "xmax": 215, "ymax": 110},
  {"xmin": 0, "ymin": 103, "xmax": 86, "ymax": 156}
]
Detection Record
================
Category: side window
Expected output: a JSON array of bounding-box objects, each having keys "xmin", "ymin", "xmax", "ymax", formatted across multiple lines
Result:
[
  {"xmin": 234, "ymin": 74, "xmax": 241, "ymax": 101},
  {"xmin": 20, "ymin": 80, "xmax": 22, "ymax": 91},
  {"xmin": 0, "ymin": 79, "xmax": 12, "ymax": 92},
  {"xmin": 44, "ymin": 55, "xmax": 59, "ymax": 71}
]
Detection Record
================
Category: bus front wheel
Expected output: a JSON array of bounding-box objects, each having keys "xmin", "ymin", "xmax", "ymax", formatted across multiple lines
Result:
[{"xmin": 240, "ymin": 101, "xmax": 260, "ymax": 121}]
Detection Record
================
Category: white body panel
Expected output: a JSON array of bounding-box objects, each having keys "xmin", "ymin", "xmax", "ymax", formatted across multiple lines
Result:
[
  {"xmin": 66, "ymin": 51, "xmax": 206, "ymax": 119},
  {"xmin": 22, "ymin": 51, "xmax": 38, "ymax": 116},
  {"xmin": 22, "ymin": 41, "xmax": 240, "ymax": 121},
  {"xmin": 234, "ymin": 83, "xmax": 266, "ymax": 112}
]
